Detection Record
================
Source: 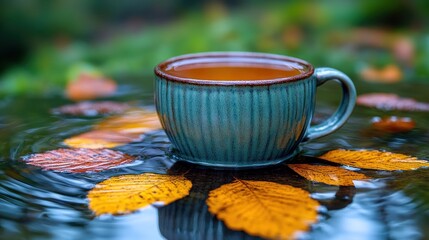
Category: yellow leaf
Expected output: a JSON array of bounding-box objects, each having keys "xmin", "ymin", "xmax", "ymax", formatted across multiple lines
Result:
[
  {"xmin": 288, "ymin": 164, "xmax": 369, "ymax": 186},
  {"xmin": 207, "ymin": 179, "xmax": 319, "ymax": 240},
  {"xmin": 64, "ymin": 130, "xmax": 142, "ymax": 149},
  {"xmin": 95, "ymin": 109, "xmax": 162, "ymax": 134},
  {"xmin": 319, "ymin": 149, "xmax": 429, "ymax": 171},
  {"xmin": 88, "ymin": 173, "xmax": 192, "ymax": 215},
  {"xmin": 63, "ymin": 109, "xmax": 161, "ymax": 149}
]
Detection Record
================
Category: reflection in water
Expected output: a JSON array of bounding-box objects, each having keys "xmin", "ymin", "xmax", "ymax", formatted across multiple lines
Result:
[
  {"xmin": 0, "ymin": 81, "xmax": 428, "ymax": 239},
  {"xmin": 159, "ymin": 164, "xmax": 260, "ymax": 240},
  {"xmin": 0, "ymin": 128, "xmax": 174, "ymax": 239},
  {"xmin": 311, "ymin": 181, "xmax": 423, "ymax": 240},
  {"xmin": 158, "ymin": 162, "xmax": 357, "ymax": 240}
]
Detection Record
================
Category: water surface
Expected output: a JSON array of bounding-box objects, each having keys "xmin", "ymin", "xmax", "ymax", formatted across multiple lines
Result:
[{"xmin": 0, "ymin": 77, "xmax": 428, "ymax": 240}]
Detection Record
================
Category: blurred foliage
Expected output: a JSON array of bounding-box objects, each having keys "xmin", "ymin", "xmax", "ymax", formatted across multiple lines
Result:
[{"xmin": 1, "ymin": 0, "xmax": 429, "ymax": 96}]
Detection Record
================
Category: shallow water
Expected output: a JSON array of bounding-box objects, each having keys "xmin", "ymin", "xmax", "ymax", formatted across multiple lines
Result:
[{"xmin": 0, "ymin": 77, "xmax": 428, "ymax": 240}]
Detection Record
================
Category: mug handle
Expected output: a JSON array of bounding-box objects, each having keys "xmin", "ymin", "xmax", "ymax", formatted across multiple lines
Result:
[{"xmin": 304, "ymin": 67, "xmax": 356, "ymax": 141}]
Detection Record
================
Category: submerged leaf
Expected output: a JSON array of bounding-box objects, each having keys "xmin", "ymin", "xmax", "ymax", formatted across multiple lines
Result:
[
  {"xmin": 357, "ymin": 93, "xmax": 429, "ymax": 111},
  {"xmin": 288, "ymin": 164, "xmax": 369, "ymax": 186},
  {"xmin": 88, "ymin": 173, "xmax": 192, "ymax": 215},
  {"xmin": 25, "ymin": 148, "xmax": 135, "ymax": 173},
  {"xmin": 64, "ymin": 130, "xmax": 142, "ymax": 149},
  {"xmin": 51, "ymin": 101, "xmax": 130, "ymax": 116},
  {"xmin": 207, "ymin": 179, "xmax": 319, "ymax": 240},
  {"xmin": 371, "ymin": 116, "xmax": 415, "ymax": 133},
  {"xmin": 319, "ymin": 149, "xmax": 429, "ymax": 171},
  {"xmin": 66, "ymin": 73, "xmax": 117, "ymax": 101},
  {"xmin": 63, "ymin": 109, "xmax": 161, "ymax": 149},
  {"xmin": 95, "ymin": 109, "xmax": 162, "ymax": 134}
]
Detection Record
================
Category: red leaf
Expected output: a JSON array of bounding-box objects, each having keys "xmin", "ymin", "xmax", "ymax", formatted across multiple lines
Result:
[
  {"xmin": 25, "ymin": 148, "xmax": 135, "ymax": 173},
  {"xmin": 357, "ymin": 93, "xmax": 429, "ymax": 111}
]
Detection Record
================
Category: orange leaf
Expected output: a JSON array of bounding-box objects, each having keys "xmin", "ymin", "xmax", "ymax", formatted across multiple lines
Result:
[
  {"xmin": 207, "ymin": 179, "xmax": 319, "ymax": 240},
  {"xmin": 51, "ymin": 101, "xmax": 130, "ymax": 116},
  {"xmin": 88, "ymin": 173, "xmax": 192, "ymax": 215},
  {"xmin": 66, "ymin": 73, "xmax": 117, "ymax": 101},
  {"xmin": 63, "ymin": 130, "xmax": 142, "ymax": 149},
  {"xmin": 95, "ymin": 109, "xmax": 162, "ymax": 134},
  {"xmin": 288, "ymin": 164, "xmax": 369, "ymax": 186},
  {"xmin": 357, "ymin": 93, "xmax": 429, "ymax": 111},
  {"xmin": 371, "ymin": 116, "xmax": 415, "ymax": 133},
  {"xmin": 25, "ymin": 148, "xmax": 135, "ymax": 173},
  {"xmin": 63, "ymin": 109, "xmax": 162, "ymax": 149},
  {"xmin": 360, "ymin": 64, "xmax": 402, "ymax": 83},
  {"xmin": 319, "ymin": 149, "xmax": 429, "ymax": 171}
]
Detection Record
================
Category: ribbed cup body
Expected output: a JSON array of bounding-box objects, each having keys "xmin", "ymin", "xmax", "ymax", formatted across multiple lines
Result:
[{"xmin": 155, "ymin": 76, "xmax": 316, "ymax": 167}]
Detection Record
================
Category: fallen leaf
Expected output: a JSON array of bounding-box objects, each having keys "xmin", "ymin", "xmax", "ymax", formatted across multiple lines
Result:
[
  {"xmin": 25, "ymin": 148, "xmax": 135, "ymax": 173},
  {"xmin": 357, "ymin": 93, "xmax": 429, "ymax": 111},
  {"xmin": 360, "ymin": 64, "xmax": 402, "ymax": 83},
  {"xmin": 66, "ymin": 73, "xmax": 117, "ymax": 101},
  {"xmin": 288, "ymin": 164, "xmax": 369, "ymax": 186},
  {"xmin": 371, "ymin": 116, "xmax": 415, "ymax": 133},
  {"xmin": 95, "ymin": 109, "xmax": 162, "ymax": 134},
  {"xmin": 64, "ymin": 130, "xmax": 142, "ymax": 149},
  {"xmin": 88, "ymin": 173, "xmax": 192, "ymax": 215},
  {"xmin": 207, "ymin": 179, "xmax": 319, "ymax": 240},
  {"xmin": 51, "ymin": 101, "xmax": 130, "ymax": 116},
  {"xmin": 63, "ymin": 109, "xmax": 162, "ymax": 149},
  {"xmin": 319, "ymin": 149, "xmax": 429, "ymax": 171}
]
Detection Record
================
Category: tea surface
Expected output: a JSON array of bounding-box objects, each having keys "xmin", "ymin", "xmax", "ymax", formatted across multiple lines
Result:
[{"xmin": 164, "ymin": 62, "xmax": 303, "ymax": 81}]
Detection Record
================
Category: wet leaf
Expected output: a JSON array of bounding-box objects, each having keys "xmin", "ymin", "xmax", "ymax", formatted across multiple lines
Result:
[
  {"xmin": 360, "ymin": 64, "xmax": 402, "ymax": 83},
  {"xmin": 51, "ymin": 101, "xmax": 130, "ymax": 116},
  {"xmin": 63, "ymin": 109, "xmax": 161, "ymax": 149},
  {"xmin": 207, "ymin": 179, "xmax": 319, "ymax": 240},
  {"xmin": 64, "ymin": 130, "xmax": 142, "ymax": 149},
  {"xmin": 88, "ymin": 173, "xmax": 192, "ymax": 215},
  {"xmin": 371, "ymin": 116, "xmax": 415, "ymax": 133},
  {"xmin": 95, "ymin": 109, "xmax": 162, "ymax": 134},
  {"xmin": 288, "ymin": 164, "xmax": 369, "ymax": 186},
  {"xmin": 66, "ymin": 73, "xmax": 117, "ymax": 101},
  {"xmin": 319, "ymin": 149, "xmax": 429, "ymax": 171},
  {"xmin": 357, "ymin": 93, "xmax": 429, "ymax": 111},
  {"xmin": 25, "ymin": 148, "xmax": 135, "ymax": 173}
]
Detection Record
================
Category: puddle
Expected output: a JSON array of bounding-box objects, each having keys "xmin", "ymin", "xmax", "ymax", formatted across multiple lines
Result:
[{"xmin": 0, "ymin": 77, "xmax": 428, "ymax": 239}]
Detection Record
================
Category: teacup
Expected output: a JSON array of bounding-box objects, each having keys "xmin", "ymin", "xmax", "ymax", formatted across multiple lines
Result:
[{"xmin": 154, "ymin": 52, "xmax": 356, "ymax": 168}]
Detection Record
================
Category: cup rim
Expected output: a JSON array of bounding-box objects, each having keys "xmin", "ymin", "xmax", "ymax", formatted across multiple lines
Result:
[{"xmin": 154, "ymin": 52, "xmax": 314, "ymax": 86}]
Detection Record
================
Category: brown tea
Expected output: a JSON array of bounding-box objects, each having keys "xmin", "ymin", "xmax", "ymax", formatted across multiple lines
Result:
[{"xmin": 163, "ymin": 62, "xmax": 304, "ymax": 81}]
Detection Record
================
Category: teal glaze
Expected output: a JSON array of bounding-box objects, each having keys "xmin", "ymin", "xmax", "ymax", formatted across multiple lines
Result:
[{"xmin": 155, "ymin": 52, "xmax": 356, "ymax": 168}]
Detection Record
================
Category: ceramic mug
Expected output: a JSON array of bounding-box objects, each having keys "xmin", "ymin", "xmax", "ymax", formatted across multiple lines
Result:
[{"xmin": 154, "ymin": 52, "xmax": 356, "ymax": 168}]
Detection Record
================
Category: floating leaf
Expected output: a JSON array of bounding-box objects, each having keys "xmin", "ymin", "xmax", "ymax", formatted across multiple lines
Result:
[
  {"xmin": 319, "ymin": 149, "xmax": 429, "ymax": 171},
  {"xmin": 288, "ymin": 164, "xmax": 369, "ymax": 186},
  {"xmin": 51, "ymin": 101, "xmax": 130, "ymax": 116},
  {"xmin": 64, "ymin": 130, "xmax": 142, "ymax": 149},
  {"xmin": 357, "ymin": 93, "xmax": 429, "ymax": 111},
  {"xmin": 88, "ymin": 173, "xmax": 192, "ymax": 215},
  {"xmin": 25, "ymin": 148, "xmax": 135, "ymax": 173},
  {"xmin": 371, "ymin": 116, "xmax": 415, "ymax": 133},
  {"xmin": 95, "ymin": 109, "xmax": 162, "ymax": 134},
  {"xmin": 360, "ymin": 64, "xmax": 402, "ymax": 83},
  {"xmin": 207, "ymin": 179, "xmax": 319, "ymax": 240},
  {"xmin": 66, "ymin": 73, "xmax": 117, "ymax": 101}
]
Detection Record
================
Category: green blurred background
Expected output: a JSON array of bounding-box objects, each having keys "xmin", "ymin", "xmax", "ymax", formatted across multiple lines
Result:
[{"xmin": 1, "ymin": 0, "xmax": 429, "ymax": 96}]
